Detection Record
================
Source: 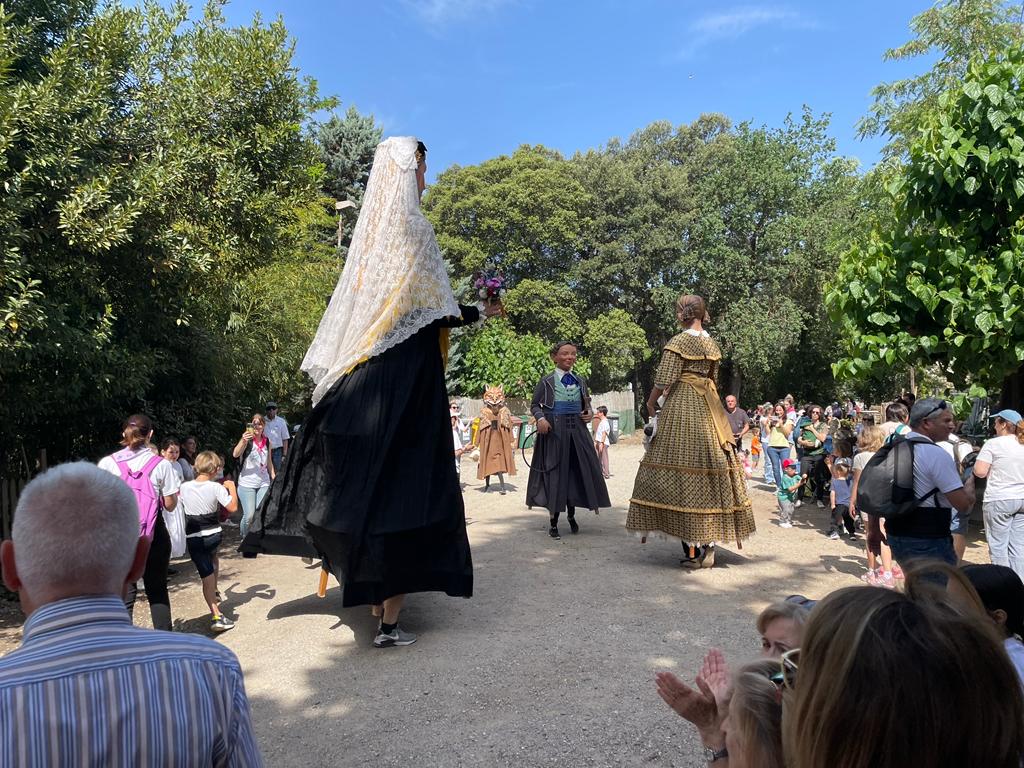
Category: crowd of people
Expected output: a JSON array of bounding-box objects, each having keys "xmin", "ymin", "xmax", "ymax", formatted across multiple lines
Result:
[
  {"xmin": 657, "ymin": 562, "xmax": 1024, "ymax": 766},
  {"xmin": 3, "ymin": 134, "xmax": 1024, "ymax": 764}
]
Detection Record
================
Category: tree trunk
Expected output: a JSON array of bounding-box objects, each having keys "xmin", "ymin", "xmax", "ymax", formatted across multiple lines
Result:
[{"xmin": 999, "ymin": 362, "xmax": 1024, "ymax": 411}]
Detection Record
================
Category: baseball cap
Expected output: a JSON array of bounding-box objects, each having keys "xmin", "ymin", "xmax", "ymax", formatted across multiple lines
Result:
[
  {"xmin": 782, "ymin": 459, "xmax": 797, "ymax": 469},
  {"xmin": 909, "ymin": 397, "xmax": 948, "ymax": 426},
  {"xmin": 266, "ymin": 401, "xmax": 278, "ymax": 410},
  {"xmin": 992, "ymin": 409, "xmax": 1023, "ymax": 424},
  {"xmin": 833, "ymin": 457, "xmax": 853, "ymax": 469}
]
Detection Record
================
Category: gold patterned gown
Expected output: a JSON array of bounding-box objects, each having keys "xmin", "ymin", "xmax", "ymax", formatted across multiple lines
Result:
[{"xmin": 626, "ymin": 331, "xmax": 756, "ymax": 546}]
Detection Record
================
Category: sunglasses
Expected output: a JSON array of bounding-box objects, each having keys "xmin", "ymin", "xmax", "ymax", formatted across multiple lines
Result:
[
  {"xmin": 768, "ymin": 648, "xmax": 800, "ymax": 690},
  {"xmin": 921, "ymin": 400, "xmax": 948, "ymax": 420}
]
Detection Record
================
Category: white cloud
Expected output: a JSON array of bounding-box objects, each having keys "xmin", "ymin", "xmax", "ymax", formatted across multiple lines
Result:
[
  {"xmin": 402, "ymin": 0, "xmax": 514, "ymax": 25},
  {"xmin": 680, "ymin": 5, "xmax": 816, "ymax": 57}
]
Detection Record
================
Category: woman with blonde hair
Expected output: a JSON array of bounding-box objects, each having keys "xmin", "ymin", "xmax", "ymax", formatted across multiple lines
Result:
[
  {"xmin": 782, "ymin": 584, "xmax": 1024, "ymax": 768},
  {"xmin": 973, "ymin": 409, "xmax": 1024, "ymax": 583},
  {"xmin": 627, "ymin": 294, "xmax": 755, "ymax": 568},
  {"xmin": 851, "ymin": 424, "xmax": 900, "ymax": 587}
]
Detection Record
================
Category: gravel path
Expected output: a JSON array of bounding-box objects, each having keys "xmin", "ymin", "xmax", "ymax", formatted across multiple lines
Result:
[{"xmin": 0, "ymin": 437, "xmax": 991, "ymax": 766}]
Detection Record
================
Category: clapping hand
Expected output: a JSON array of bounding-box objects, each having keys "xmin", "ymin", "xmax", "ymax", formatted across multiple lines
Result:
[
  {"xmin": 655, "ymin": 670, "xmax": 717, "ymax": 730},
  {"xmin": 655, "ymin": 648, "xmax": 731, "ymax": 739}
]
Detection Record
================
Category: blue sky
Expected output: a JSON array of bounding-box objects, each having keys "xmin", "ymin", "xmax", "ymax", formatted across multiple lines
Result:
[{"xmin": 217, "ymin": 1, "xmax": 933, "ymax": 178}]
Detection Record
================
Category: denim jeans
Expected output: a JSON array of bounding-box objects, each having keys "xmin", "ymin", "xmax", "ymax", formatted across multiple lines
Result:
[
  {"xmin": 886, "ymin": 534, "xmax": 956, "ymax": 568},
  {"xmin": 271, "ymin": 447, "xmax": 284, "ymax": 472},
  {"xmin": 762, "ymin": 435, "xmax": 775, "ymax": 485},
  {"xmin": 983, "ymin": 498, "xmax": 1024, "ymax": 584},
  {"xmin": 238, "ymin": 484, "xmax": 269, "ymax": 538},
  {"xmin": 766, "ymin": 446, "xmax": 790, "ymax": 491}
]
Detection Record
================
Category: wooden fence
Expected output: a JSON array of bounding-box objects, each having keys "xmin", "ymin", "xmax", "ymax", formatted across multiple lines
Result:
[{"xmin": 0, "ymin": 450, "xmax": 47, "ymax": 541}]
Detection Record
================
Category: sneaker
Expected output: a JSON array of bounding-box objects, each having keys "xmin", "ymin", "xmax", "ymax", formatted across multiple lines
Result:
[
  {"xmin": 221, "ymin": 519, "xmax": 239, "ymax": 528},
  {"xmin": 848, "ymin": 532, "xmax": 859, "ymax": 541},
  {"xmin": 860, "ymin": 569, "xmax": 878, "ymax": 584},
  {"xmin": 794, "ymin": 500, "xmax": 802, "ymax": 508},
  {"xmin": 549, "ymin": 525, "xmax": 561, "ymax": 539},
  {"xmin": 568, "ymin": 516, "xmax": 579, "ymax": 534},
  {"xmin": 828, "ymin": 530, "xmax": 840, "ymax": 540},
  {"xmin": 373, "ymin": 626, "xmax": 417, "ymax": 648},
  {"xmin": 815, "ymin": 500, "xmax": 825, "ymax": 509},
  {"xmin": 211, "ymin": 615, "xmax": 235, "ymax": 632},
  {"xmin": 779, "ymin": 521, "xmax": 793, "ymax": 529}
]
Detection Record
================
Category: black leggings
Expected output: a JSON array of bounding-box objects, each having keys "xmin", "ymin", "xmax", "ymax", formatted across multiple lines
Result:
[
  {"xmin": 799, "ymin": 454, "xmax": 829, "ymax": 502},
  {"xmin": 124, "ymin": 514, "xmax": 172, "ymax": 630}
]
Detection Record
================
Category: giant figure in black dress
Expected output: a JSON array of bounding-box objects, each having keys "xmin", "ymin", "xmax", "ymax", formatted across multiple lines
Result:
[{"xmin": 241, "ymin": 137, "xmax": 495, "ymax": 647}]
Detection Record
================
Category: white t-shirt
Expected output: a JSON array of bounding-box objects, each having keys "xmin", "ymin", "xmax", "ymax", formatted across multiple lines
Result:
[
  {"xmin": 852, "ymin": 450, "xmax": 874, "ymax": 474},
  {"xmin": 977, "ymin": 435, "xmax": 1024, "ymax": 502},
  {"xmin": 906, "ymin": 432, "xmax": 964, "ymax": 508},
  {"xmin": 594, "ymin": 419, "xmax": 610, "ymax": 445},
  {"xmin": 237, "ymin": 439, "xmax": 272, "ymax": 489},
  {"xmin": 1006, "ymin": 638, "xmax": 1024, "ymax": 691},
  {"xmin": 178, "ymin": 480, "xmax": 232, "ymax": 537},
  {"xmin": 98, "ymin": 447, "xmax": 181, "ymax": 499},
  {"xmin": 264, "ymin": 416, "xmax": 291, "ymax": 449}
]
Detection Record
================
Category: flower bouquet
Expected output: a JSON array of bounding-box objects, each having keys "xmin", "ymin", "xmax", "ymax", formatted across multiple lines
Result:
[{"xmin": 473, "ymin": 265, "xmax": 507, "ymax": 309}]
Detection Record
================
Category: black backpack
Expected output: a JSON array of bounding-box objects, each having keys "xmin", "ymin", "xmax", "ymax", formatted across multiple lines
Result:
[{"xmin": 857, "ymin": 436, "xmax": 938, "ymax": 518}]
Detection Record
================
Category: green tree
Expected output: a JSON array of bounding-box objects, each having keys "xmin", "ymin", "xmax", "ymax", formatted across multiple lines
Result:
[
  {"xmin": 425, "ymin": 145, "xmax": 595, "ymax": 281},
  {"xmin": 583, "ymin": 309, "xmax": 649, "ymax": 393},
  {"xmin": 857, "ymin": 0, "xmax": 1023, "ymax": 159},
  {"xmin": 502, "ymin": 278, "xmax": 583, "ymax": 342},
  {"xmin": 828, "ymin": 52, "xmax": 1024, "ymax": 408},
  {"xmin": 455, "ymin": 319, "xmax": 589, "ymax": 402},
  {"xmin": 316, "ymin": 106, "xmax": 382, "ymax": 250},
  {"xmin": 0, "ymin": 0, "xmax": 332, "ymax": 468}
]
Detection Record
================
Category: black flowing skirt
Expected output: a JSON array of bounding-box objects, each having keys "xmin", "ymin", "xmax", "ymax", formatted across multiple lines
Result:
[
  {"xmin": 241, "ymin": 310, "xmax": 476, "ymax": 608},
  {"xmin": 526, "ymin": 412, "xmax": 611, "ymax": 516}
]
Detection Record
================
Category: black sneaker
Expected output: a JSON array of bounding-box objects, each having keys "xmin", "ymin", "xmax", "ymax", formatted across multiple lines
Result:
[
  {"xmin": 373, "ymin": 626, "xmax": 417, "ymax": 648},
  {"xmin": 549, "ymin": 526, "xmax": 560, "ymax": 539},
  {"xmin": 568, "ymin": 517, "xmax": 579, "ymax": 534}
]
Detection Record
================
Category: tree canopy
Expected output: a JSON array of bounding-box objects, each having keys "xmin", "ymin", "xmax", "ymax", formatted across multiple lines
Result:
[{"xmin": 829, "ymin": 51, "xmax": 1024, "ymax": 406}]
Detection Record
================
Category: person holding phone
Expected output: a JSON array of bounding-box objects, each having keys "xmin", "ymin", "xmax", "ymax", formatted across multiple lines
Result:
[{"xmin": 232, "ymin": 413, "xmax": 274, "ymax": 537}]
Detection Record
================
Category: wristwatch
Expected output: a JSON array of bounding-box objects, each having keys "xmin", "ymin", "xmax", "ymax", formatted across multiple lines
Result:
[{"xmin": 703, "ymin": 745, "xmax": 728, "ymax": 763}]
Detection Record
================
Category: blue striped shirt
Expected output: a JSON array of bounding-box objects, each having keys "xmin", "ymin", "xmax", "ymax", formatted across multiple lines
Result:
[{"xmin": 0, "ymin": 596, "xmax": 262, "ymax": 767}]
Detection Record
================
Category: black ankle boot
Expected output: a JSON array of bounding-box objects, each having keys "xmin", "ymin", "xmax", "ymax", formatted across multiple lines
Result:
[
  {"xmin": 568, "ymin": 515, "xmax": 579, "ymax": 534},
  {"xmin": 549, "ymin": 518, "xmax": 560, "ymax": 539}
]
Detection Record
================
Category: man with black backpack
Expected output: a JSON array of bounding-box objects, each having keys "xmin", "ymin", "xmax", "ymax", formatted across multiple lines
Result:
[{"xmin": 861, "ymin": 397, "xmax": 976, "ymax": 567}]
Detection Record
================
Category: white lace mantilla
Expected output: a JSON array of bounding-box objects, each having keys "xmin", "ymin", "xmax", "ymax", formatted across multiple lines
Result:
[{"xmin": 302, "ymin": 137, "xmax": 460, "ymax": 404}]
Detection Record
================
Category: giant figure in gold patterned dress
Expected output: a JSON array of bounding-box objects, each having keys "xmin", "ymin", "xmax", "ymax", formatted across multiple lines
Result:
[{"xmin": 626, "ymin": 294, "xmax": 755, "ymax": 568}]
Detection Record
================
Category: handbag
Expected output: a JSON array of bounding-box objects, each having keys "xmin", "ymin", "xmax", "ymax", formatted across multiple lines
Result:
[{"xmin": 163, "ymin": 505, "xmax": 187, "ymax": 558}]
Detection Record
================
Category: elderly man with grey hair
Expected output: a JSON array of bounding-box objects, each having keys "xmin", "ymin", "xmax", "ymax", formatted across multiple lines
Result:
[
  {"xmin": 0, "ymin": 462, "xmax": 262, "ymax": 766},
  {"xmin": 880, "ymin": 397, "xmax": 976, "ymax": 568}
]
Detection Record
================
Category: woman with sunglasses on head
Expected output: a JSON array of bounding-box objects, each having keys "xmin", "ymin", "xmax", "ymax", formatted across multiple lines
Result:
[
  {"xmin": 796, "ymin": 404, "xmax": 829, "ymax": 508},
  {"xmin": 781, "ymin": 584, "xmax": 1024, "ymax": 768},
  {"xmin": 232, "ymin": 413, "xmax": 275, "ymax": 538},
  {"xmin": 656, "ymin": 650, "xmax": 784, "ymax": 767}
]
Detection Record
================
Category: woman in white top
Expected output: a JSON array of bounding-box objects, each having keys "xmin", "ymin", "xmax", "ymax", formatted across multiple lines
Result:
[
  {"xmin": 232, "ymin": 412, "xmax": 276, "ymax": 538},
  {"xmin": 974, "ymin": 409, "xmax": 1024, "ymax": 583},
  {"xmin": 98, "ymin": 413, "xmax": 180, "ymax": 631}
]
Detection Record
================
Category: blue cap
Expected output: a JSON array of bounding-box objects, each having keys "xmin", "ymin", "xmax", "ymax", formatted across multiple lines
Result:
[{"xmin": 992, "ymin": 409, "xmax": 1023, "ymax": 424}]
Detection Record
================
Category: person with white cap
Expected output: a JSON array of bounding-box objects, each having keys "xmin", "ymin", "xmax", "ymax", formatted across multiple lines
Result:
[
  {"xmin": 973, "ymin": 408, "xmax": 1024, "ymax": 582},
  {"xmin": 263, "ymin": 401, "xmax": 290, "ymax": 472}
]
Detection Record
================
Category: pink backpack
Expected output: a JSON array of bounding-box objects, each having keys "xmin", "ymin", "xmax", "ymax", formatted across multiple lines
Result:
[{"xmin": 112, "ymin": 448, "xmax": 165, "ymax": 538}]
